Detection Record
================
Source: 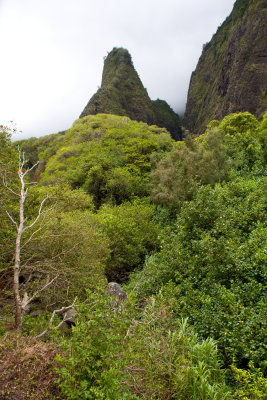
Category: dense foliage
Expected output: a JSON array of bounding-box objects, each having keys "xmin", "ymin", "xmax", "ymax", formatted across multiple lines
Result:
[
  {"xmin": 0, "ymin": 112, "xmax": 266, "ymax": 399},
  {"xmin": 128, "ymin": 112, "xmax": 267, "ymax": 391},
  {"xmin": 57, "ymin": 290, "xmax": 231, "ymax": 400},
  {"xmin": 39, "ymin": 114, "xmax": 173, "ymax": 207},
  {"xmin": 93, "ymin": 199, "xmax": 159, "ymax": 281}
]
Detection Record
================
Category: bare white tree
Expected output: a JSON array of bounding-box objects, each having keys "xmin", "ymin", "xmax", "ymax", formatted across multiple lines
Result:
[{"xmin": 3, "ymin": 148, "xmax": 55, "ymax": 331}]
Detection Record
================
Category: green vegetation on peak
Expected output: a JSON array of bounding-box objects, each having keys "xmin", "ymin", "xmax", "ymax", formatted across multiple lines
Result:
[
  {"xmin": 80, "ymin": 47, "xmax": 182, "ymax": 140},
  {"xmin": 39, "ymin": 114, "xmax": 173, "ymax": 208},
  {"xmin": 183, "ymin": 0, "xmax": 267, "ymax": 134}
]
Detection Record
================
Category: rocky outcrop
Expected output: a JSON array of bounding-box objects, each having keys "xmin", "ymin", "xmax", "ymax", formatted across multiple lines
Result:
[
  {"xmin": 183, "ymin": 0, "xmax": 267, "ymax": 134},
  {"xmin": 80, "ymin": 47, "xmax": 182, "ymax": 140}
]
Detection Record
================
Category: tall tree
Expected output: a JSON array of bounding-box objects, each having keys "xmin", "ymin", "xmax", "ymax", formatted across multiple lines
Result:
[{"xmin": 3, "ymin": 149, "xmax": 53, "ymax": 331}]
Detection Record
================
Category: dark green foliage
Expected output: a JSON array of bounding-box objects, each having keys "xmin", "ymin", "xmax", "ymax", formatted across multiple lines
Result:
[
  {"xmin": 129, "ymin": 177, "xmax": 267, "ymax": 372},
  {"xmin": 152, "ymin": 99, "xmax": 183, "ymax": 140},
  {"xmin": 129, "ymin": 112, "xmax": 267, "ymax": 379}
]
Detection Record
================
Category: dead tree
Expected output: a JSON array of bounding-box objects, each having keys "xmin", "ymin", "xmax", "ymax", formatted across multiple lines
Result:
[{"xmin": 3, "ymin": 148, "xmax": 54, "ymax": 331}]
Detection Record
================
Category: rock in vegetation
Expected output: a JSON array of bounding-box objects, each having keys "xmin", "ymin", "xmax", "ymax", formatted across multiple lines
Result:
[
  {"xmin": 106, "ymin": 282, "xmax": 127, "ymax": 301},
  {"xmin": 63, "ymin": 308, "xmax": 77, "ymax": 326}
]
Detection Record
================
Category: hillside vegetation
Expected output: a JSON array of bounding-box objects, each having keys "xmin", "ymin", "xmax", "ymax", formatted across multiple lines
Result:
[{"xmin": 0, "ymin": 110, "xmax": 266, "ymax": 399}]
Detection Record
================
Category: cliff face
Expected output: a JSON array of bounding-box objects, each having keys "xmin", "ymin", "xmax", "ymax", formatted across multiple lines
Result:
[
  {"xmin": 183, "ymin": 0, "xmax": 267, "ymax": 134},
  {"xmin": 80, "ymin": 47, "xmax": 182, "ymax": 140}
]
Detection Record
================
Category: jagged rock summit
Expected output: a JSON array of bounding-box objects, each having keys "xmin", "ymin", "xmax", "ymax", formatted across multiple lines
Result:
[
  {"xmin": 80, "ymin": 47, "xmax": 182, "ymax": 140},
  {"xmin": 183, "ymin": 0, "xmax": 267, "ymax": 134}
]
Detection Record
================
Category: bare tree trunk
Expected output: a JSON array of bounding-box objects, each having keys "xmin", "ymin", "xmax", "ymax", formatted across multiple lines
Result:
[
  {"xmin": 4, "ymin": 149, "xmax": 53, "ymax": 332},
  {"xmin": 13, "ymin": 171, "xmax": 26, "ymax": 331},
  {"xmin": 14, "ymin": 233, "xmax": 23, "ymax": 331}
]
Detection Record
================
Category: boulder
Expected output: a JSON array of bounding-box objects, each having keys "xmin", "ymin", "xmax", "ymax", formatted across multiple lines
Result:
[
  {"xmin": 63, "ymin": 308, "xmax": 77, "ymax": 326},
  {"xmin": 106, "ymin": 282, "xmax": 127, "ymax": 302}
]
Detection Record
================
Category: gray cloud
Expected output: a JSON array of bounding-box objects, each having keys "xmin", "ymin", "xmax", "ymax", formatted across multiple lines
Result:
[{"xmin": 0, "ymin": 0, "xmax": 235, "ymax": 139}]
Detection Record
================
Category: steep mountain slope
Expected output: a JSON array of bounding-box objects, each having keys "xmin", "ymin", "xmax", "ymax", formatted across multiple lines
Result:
[
  {"xmin": 80, "ymin": 47, "xmax": 182, "ymax": 140},
  {"xmin": 183, "ymin": 0, "xmax": 267, "ymax": 134}
]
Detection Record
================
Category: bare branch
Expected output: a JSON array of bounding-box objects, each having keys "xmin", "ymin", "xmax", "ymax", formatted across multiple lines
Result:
[
  {"xmin": 22, "ymin": 161, "xmax": 39, "ymax": 178},
  {"xmin": 21, "ymin": 292, "xmax": 29, "ymax": 312},
  {"xmin": 2, "ymin": 175, "xmax": 19, "ymax": 197},
  {"xmin": 20, "ymin": 226, "xmax": 44, "ymax": 249},
  {"xmin": 23, "ymin": 196, "xmax": 54, "ymax": 232},
  {"xmin": 27, "ymin": 274, "xmax": 60, "ymax": 305},
  {"xmin": 35, "ymin": 297, "xmax": 77, "ymax": 339},
  {"xmin": 6, "ymin": 211, "xmax": 18, "ymax": 230}
]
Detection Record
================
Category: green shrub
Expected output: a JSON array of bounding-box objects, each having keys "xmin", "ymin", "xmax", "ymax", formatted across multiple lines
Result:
[
  {"xmin": 129, "ymin": 177, "xmax": 266, "ymax": 371},
  {"xmin": 231, "ymin": 362, "xmax": 267, "ymax": 399},
  {"xmin": 56, "ymin": 290, "xmax": 137, "ymax": 400},
  {"xmin": 57, "ymin": 290, "xmax": 231, "ymax": 400},
  {"xmin": 150, "ymin": 112, "xmax": 266, "ymax": 211},
  {"xmin": 94, "ymin": 199, "xmax": 159, "ymax": 281}
]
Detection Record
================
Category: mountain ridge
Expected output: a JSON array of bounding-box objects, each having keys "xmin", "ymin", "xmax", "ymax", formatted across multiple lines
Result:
[{"xmin": 183, "ymin": 0, "xmax": 267, "ymax": 134}]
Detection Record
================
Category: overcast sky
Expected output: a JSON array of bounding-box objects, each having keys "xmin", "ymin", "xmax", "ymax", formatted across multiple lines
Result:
[{"xmin": 0, "ymin": 0, "xmax": 235, "ymax": 140}]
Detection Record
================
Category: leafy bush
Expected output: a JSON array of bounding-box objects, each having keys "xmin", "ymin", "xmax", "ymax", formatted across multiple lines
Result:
[
  {"xmin": 23, "ymin": 208, "xmax": 109, "ymax": 306},
  {"xmin": 151, "ymin": 128, "xmax": 230, "ymax": 210},
  {"xmin": 57, "ymin": 290, "xmax": 231, "ymax": 400},
  {"xmin": 231, "ymin": 362, "xmax": 267, "ymax": 399},
  {"xmin": 94, "ymin": 199, "xmax": 159, "ymax": 281},
  {"xmin": 151, "ymin": 112, "xmax": 266, "ymax": 211},
  {"xmin": 129, "ymin": 177, "xmax": 266, "ymax": 371}
]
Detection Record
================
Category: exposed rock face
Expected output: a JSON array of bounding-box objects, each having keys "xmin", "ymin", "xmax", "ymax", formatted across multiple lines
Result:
[
  {"xmin": 80, "ymin": 47, "xmax": 182, "ymax": 140},
  {"xmin": 183, "ymin": 0, "xmax": 267, "ymax": 134}
]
